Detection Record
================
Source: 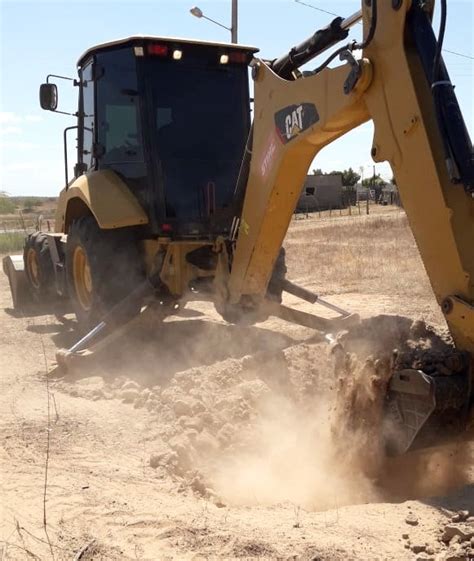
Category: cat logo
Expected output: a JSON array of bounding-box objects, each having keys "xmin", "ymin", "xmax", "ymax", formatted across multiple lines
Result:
[
  {"xmin": 274, "ymin": 103, "xmax": 319, "ymax": 144},
  {"xmin": 285, "ymin": 106, "xmax": 304, "ymax": 140}
]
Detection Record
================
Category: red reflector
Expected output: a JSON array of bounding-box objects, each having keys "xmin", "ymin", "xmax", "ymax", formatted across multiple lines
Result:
[
  {"xmin": 229, "ymin": 52, "xmax": 247, "ymax": 64},
  {"xmin": 148, "ymin": 44, "xmax": 169, "ymax": 56},
  {"xmin": 161, "ymin": 223, "xmax": 173, "ymax": 233}
]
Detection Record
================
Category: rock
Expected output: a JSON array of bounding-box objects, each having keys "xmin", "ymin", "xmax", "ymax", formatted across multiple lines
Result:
[
  {"xmin": 181, "ymin": 417, "xmax": 204, "ymax": 432},
  {"xmin": 173, "ymin": 399, "xmax": 193, "ymax": 417},
  {"xmin": 425, "ymin": 545, "xmax": 435, "ymax": 555},
  {"xmin": 217, "ymin": 423, "xmax": 235, "ymax": 446},
  {"xmin": 442, "ymin": 524, "xmax": 474, "ymax": 543},
  {"xmin": 470, "ymin": 537, "xmax": 474, "ymax": 548},
  {"xmin": 450, "ymin": 535, "xmax": 461, "ymax": 546},
  {"xmin": 194, "ymin": 431, "xmax": 219, "ymax": 454},
  {"xmin": 458, "ymin": 511, "xmax": 470, "ymax": 522},
  {"xmin": 402, "ymin": 533, "xmax": 409, "ymax": 540},
  {"xmin": 149, "ymin": 450, "xmax": 177, "ymax": 469},
  {"xmin": 189, "ymin": 475, "xmax": 207, "ymax": 496},
  {"xmin": 168, "ymin": 436, "xmax": 195, "ymax": 473},
  {"xmin": 133, "ymin": 396, "xmax": 145, "ymax": 409},
  {"xmin": 191, "ymin": 400, "xmax": 206, "ymax": 414},
  {"xmin": 238, "ymin": 380, "xmax": 270, "ymax": 402},
  {"xmin": 405, "ymin": 514, "xmax": 419, "ymax": 526},
  {"xmin": 415, "ymin": 556, "xmax": 434, "ymax": 561},
  {"xmin": 120, "ymin": 388, "xmax": 140, "ymax": 403},
  {"xmin": 76, "ymin": 376, "xmax": 105, "ymax": 388},
  {"xmin": 411, "ymin": 543, "xmax": 426, "ymax": 553},
  {"xmin": 149, "ymin": 453, "xmax": 163, "ymax": 469},
  {"xmin": 452, "ymin": 511, "xmax": 469, "ymax": 523},
  {"xmin": 444, "ymin": 552, "xmax": 468, "ymax": 561},
  {"xmin": 197, "ymin": 411, "xmax": 215, "ymax": 426},
  {"xmin": 184, "ymin": 429, "xmax": 199, "ymax": 442},
  {"xmin": 146, "ymin": 399, "xmax": 160, "ymax": 412},
  {"xmin": 122, "ymin": 380, "xmax": 140, "ymax": 390}
]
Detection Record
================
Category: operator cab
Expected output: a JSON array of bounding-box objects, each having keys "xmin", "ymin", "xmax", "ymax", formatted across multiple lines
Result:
[{"xmin": 44, "ymin": 36, "xmax": 258, "ymax": 238}]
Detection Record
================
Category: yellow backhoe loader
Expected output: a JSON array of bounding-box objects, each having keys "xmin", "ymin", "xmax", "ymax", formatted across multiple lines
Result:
[{"xmin": 3, "ymin": 0, "xmax": 473, "ymax": 456}]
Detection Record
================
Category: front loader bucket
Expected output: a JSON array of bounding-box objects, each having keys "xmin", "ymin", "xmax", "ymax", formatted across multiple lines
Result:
[{"xmin": 2, "ymin": 254, "xmax": 31, "ymax": 310}]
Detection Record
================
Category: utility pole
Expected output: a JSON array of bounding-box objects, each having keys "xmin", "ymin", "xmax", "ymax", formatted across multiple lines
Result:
[
  {"xmin": 231, "ymin": 0, "xmax": 238, "ymax": 43},
  {"xmin": 190, "ymin": 1, "xmax": 238, "ymax": 44}
]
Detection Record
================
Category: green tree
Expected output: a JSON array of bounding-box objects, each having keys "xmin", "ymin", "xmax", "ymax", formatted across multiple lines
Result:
[
  {"xmin": 341, "ymin": 167, "xmax": 360, "ymax": 187},
  {"xmin": 311, "ymin": 168, "xmax": 323, "ymax": 175},
  {"xmin": 362, "ymin": 173, "xmax": 385, "ymax": 187}
]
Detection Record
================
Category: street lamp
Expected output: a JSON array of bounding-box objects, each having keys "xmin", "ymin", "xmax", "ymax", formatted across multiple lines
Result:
[{"xmin": 190, "ymin": 1, "xmax": 238, "ymax": 44}]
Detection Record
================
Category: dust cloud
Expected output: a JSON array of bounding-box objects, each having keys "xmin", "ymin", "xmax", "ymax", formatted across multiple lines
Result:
[{"xmin": 56, "ymin": 310, "xmax": 471, "ymax": 511}]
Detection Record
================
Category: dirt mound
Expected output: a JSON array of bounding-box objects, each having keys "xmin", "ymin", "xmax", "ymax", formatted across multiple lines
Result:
[{"xmin": 54, "ymin": 314, "xmax": 470, "ymax": 511}]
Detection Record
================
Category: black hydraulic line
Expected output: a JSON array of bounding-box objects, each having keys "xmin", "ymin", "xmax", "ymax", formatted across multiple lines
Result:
[
  {"xmin": 312, "ymin": 44, "xmax": 353, "ymax": 75},
  {"xmin": 432, "ymin": 0, "xmax": 447, "ymax": 83},
  {"xmin": 301, "ymin": 0, "xmax": 377, "ymax": 77},
  {"xmin": 407, "ymin": 1, "xmax": 473, "ymax": 191},
  {"xmin": 271, "ymin": 16, "xmax": 350, "ymax": 80},
  {"xmin": 353, "ymin": 0, "xmax": 377, "ymax": 51}
]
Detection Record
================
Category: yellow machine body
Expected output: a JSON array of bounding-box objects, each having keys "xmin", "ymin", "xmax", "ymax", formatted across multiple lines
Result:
[{"xmin": 55, "ymin": 169, "xmax": 149, "ymax": 233}]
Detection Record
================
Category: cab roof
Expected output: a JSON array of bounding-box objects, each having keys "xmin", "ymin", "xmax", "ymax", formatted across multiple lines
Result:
[{"xmin": 77, "ymin": 35, "xmax": 259, "ymax": 67}]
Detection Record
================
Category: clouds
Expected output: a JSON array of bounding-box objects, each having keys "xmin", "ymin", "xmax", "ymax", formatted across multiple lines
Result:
[
  {"xmin": 0, "ymin": 111, "xmax": 43, "ymax": 125},
  {"xmin": 0, "ymin": 112, "xmax": 43, "ymax": 137},
  {"xmin": 0, "ymin": 111, "xmax": 63, "ymax": 195},
  {"xmin": 1, "ymin": 126, "xmax": 22, "ymax": 136}
]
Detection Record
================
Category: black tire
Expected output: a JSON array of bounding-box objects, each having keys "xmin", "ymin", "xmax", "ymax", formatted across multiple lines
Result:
[
  {"xmin": 218, "ymin": 247, "xmax": 287, "ymax": 325},
  {"xmin": 23, "ymin": 232, "xmax": 55, "ymax": 301},
  {"xmin": 66, "ymin": 216, "xmax": 144, "ymax": 330}
]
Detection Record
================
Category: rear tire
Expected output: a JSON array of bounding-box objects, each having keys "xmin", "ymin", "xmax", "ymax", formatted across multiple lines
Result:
[
  {"xmin": 66, "ymin": 216, "xmax": 144, "ymax": 330},
  {"xmin": 23, "ymin": 232, "xmax": 55, "ymax": 301}
]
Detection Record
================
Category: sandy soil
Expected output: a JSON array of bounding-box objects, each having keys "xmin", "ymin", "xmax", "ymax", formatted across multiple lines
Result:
[{"xmin": 1, "ymin": 212, "xmax": 473, "ymax": 560}]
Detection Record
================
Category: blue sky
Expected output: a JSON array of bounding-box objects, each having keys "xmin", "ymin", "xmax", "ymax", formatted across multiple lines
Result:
[{"xmin": 0, "ymin": 0, "xmax": 472, "ymax": 196}]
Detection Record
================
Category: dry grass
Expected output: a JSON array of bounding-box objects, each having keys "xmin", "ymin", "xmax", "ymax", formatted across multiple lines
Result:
[
  {"xmin": 285, "ymin": 208, "xmax": 433, "ymax": 298},
  {"xmin": 0, "ymin": 231, "xmax": 25, "ymax": 253}
]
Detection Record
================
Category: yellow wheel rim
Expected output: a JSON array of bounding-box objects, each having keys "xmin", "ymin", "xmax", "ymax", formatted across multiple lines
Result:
[
  {"xmin": 73, "ymin": 246, "xmax": 93, "ymax": 311},
  {"xmin": 26, "ymin": 247, "xmax": 40, "ymax": 289}
]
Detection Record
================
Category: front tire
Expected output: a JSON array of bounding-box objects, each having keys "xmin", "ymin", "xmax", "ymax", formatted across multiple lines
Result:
[
  {"xmin": 66, "ymin": 216, "xmax": 144, "ymax": 330},
  {"xmin": 23, "ymin": 232, "xmax": 55, "ymax": 301}
]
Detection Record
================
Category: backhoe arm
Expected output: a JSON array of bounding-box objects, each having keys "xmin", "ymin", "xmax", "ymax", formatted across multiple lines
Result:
[{"xmin": 228, "ymin": 0, "xmax": 474, "ymax": 356}]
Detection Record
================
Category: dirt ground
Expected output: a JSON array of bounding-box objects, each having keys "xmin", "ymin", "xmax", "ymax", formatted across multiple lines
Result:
[{"xmin": 1, "ymin": 209, "xmax": 473, "ymax": 560}]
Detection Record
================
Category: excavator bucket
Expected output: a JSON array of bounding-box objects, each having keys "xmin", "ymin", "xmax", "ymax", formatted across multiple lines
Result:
[{"xmin": 2, "ymin": 254, "xmax": 31, "ymax": 310}]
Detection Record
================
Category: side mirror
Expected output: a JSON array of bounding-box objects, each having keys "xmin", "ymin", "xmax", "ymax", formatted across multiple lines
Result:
[{"xmin": 39, "ymin": 83, "xmax": 58, "ymax": 111}]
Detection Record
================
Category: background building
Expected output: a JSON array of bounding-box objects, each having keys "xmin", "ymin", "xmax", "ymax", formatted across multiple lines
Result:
[{"xmin": 296, "ymin": 173, "xmax": 344, "ymax": 213}]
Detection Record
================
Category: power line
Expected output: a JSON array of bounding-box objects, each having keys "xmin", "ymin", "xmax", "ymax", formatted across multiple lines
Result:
[
  {"xmin": 443, "ymin": 49, "xmax": 474, "ymax": 60},
  {"xmin": 294, "ymin": 0, "xmax": 341, "ymax": 20},
  {"xmin": 293, "ymin": 0, "xmax": 474, "ymax": 60}
]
